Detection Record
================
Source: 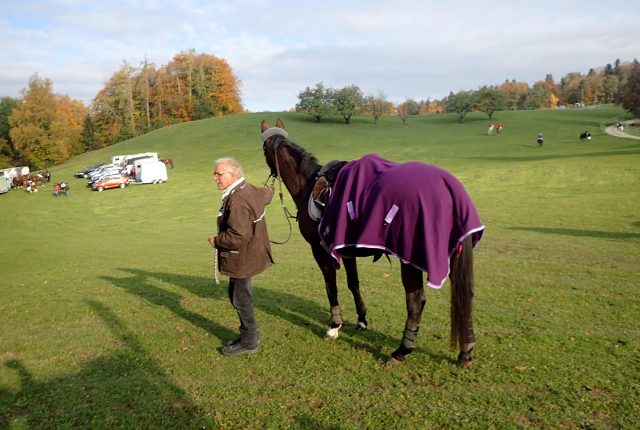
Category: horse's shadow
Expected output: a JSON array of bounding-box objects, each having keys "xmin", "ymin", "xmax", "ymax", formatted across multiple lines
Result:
[{"xmin": 104, "ymin": 268, "xmax": 452, "ymax": 363}]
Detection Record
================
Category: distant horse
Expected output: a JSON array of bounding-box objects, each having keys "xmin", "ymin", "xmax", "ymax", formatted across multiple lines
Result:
[
  {"xmin": 13, "ymin": 175, "xmax": 28, "ymax": 189},
  {"xmin": 26, "ymin": 179, "xmax": 38, "ymax": 193},
  {"xmin": 261, "ymin": 119, "xmax": 484, "ymax": 367},
  {"xmin": 40, "ymin": 170, "xmax": 51, "ymax": 183},
  {"xmin": 29, "ymin": 174, "xmax": 44, "ymax": 186},
  {"xmin": 160, "ymin": 158, "xmax": 174, "ymax": 168},
  {"xmin": 580, "ymin": 131, "xmax": 591, "ymax": 141}
]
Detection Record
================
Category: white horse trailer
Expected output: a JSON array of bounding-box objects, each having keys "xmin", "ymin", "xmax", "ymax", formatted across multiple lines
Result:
[
  {"xmin": 134, "ymin": 161, "xmax": 168, "ymax": 184},
  {"xmin": 0, "ymin": 176, "xmax": 10, "ymax": 194},
  {"xmin": 124, "ymin": 152, "xmax": 159, "ymax": 174}
]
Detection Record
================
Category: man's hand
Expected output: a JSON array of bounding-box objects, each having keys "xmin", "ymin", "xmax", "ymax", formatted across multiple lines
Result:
[{"xmin": 208, "ymin": 236, "xmax": 216, "ymax": 248}]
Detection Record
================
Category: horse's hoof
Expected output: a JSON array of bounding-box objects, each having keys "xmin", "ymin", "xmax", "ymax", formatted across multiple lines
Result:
[
  {"xmin": 357, "ymin": 321, "xmax": 367, "ymax": 330},
  {"xmin": 323, "ymin": 326, "xmax": 340, "ymax": 341},
  {"xmin": 456, "ymin": 356, "xmax": 473, "ymax": 369},
  {"xmin": 387, "ymin": 354, "xmax": 406, "ymax": 365}
]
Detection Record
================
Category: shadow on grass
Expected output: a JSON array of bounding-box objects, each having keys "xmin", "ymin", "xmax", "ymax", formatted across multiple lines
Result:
[
  {"xmin": 510, "ymin": 226, "xmax": 640, "ymax": 240},
  {"xmin": 0, "ymin": 300, "xmax": 202, "ymax": 429},
  {"xmin": 103, "ymin": 268, "xmax": 453, "ymax": 364}
]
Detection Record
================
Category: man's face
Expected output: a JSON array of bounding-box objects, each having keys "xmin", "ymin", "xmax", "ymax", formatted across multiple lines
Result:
[{"xmin": 215, "ymin": 163, "xmax": 236, "ymax": 190}]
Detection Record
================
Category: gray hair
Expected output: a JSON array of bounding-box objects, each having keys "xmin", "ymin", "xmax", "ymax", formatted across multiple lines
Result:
[{"xmin": 215, "ymin": 157, "xmax": 244, "ymax": 178}]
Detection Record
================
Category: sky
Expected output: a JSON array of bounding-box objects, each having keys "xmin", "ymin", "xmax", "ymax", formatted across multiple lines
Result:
[{"xmin": 1, "ymin": 0, "xmax": 639, "ymax": 113}]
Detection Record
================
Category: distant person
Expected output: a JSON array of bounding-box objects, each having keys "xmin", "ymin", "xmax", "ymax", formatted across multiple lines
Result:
[
  {"xmin": 497, "ymin": 123, "xmax": 503, "ymax": 135},
  {"xmin": 537, "ymin": 133, "xmax": 543, "ymax": 147},
  {"xmin": 617, "ymin": 121, "xmax": 623, "ymax": 132},
  {"xmin": 488, "ymin": 124, "xmax": 494, "ymax": 135},
  {"xmin": 208, "ymin": 157, "xmax": 274, "ymax": 356},
  {"xmin": 54, "ymin": 182, "xmax": 60, "ymax": 197}
]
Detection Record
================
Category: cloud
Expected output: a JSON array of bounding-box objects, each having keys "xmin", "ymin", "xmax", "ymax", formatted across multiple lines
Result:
[{"xmin": 1, "ymin": 0, "xmax": 639, "ymax": 112}]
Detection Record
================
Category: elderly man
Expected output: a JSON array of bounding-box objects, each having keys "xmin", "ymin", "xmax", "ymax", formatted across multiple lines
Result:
[{"xmin": 208, "ymin": 157, "xmax": 274, "ymax": 356}]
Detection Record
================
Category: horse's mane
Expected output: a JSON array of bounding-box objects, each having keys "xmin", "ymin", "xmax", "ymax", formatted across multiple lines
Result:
[{"xmin": 272, "ymin": 135, "xmax": 321, "ymax": 180}]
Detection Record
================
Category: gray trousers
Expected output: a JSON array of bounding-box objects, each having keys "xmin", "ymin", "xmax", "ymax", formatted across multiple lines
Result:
[{"xmin": 228, "ymin": 277, "xmax": 260, "ymax": 346}]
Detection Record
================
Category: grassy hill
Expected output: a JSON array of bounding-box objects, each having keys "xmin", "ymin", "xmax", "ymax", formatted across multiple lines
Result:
[{"xmin": 1, "ymin": 107, "xmax": 639, "ymax": 428}]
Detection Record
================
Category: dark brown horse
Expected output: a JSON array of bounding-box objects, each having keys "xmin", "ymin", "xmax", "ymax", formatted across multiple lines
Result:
[
  {"xmin": 160, "ymin": 158, "xmax": 174, "ymax": 168},
  {"xmin": 261, "ymin": 119, "xmax": 481, "ymax": 367}
]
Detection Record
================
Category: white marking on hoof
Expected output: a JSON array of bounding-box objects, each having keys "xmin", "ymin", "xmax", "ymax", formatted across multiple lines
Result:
[
  {"xmin": 357, "ymin": 321, "xmax": 367, "ymax": 330},
  {"xmin": 323, "ymin": 326, "xmax": 341, "ymax": 341}
]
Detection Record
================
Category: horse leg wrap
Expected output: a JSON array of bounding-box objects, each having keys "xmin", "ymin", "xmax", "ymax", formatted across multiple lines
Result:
[
  {"xmin": 462, "ymin": 327, "xmax": 476, "ymax": 353},
  {"xmin": 400, "ymin": 322, "xmax": 420, "ymax": 351},
  {"xmin": 330, "ymin": 306, "xmax": 343, "ymax": 327}
]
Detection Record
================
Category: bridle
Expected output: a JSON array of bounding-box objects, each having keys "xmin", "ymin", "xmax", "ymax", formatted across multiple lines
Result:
[{"xmin": 263, "ymin": 137, "xmax": 298, "ymax": 245}]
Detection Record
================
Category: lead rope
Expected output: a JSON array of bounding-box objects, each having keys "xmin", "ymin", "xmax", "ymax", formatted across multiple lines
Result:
[
  {"xmin": 214, "ymin": 248, "xmax": 220, "ymax": 284},
  {"xmin": 268, "ymin": 142, "xmax": 297, "ymax": 245}
]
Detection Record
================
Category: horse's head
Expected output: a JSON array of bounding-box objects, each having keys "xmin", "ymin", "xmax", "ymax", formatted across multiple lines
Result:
[{"xmin": 261, "ymin": 118, "xmax": 288, "ymax": 177}]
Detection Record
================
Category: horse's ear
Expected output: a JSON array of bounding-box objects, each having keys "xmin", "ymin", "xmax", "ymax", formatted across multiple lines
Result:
[
  {"xmin": 276, "ymin": 118, "xmax": 285, "ymax": 130},
  {"xmin": 261, "ymin": 120, "xmax": 270, "ymax": 133}
]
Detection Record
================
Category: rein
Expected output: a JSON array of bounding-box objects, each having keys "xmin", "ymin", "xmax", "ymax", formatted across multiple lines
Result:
[{"xmin": 264, "ymin": 141, "xmax": 298, "ymax": 245}]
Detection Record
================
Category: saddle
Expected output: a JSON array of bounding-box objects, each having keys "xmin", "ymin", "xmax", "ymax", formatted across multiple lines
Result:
[{"xmin": 308, "ymin": 159, "xmax": 348, "ymax": 222}]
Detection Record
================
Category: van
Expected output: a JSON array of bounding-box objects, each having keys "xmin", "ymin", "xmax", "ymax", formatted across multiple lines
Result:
[{"xmin": 134, "ymin": 161, "xmax": 168, "ymax": 184}]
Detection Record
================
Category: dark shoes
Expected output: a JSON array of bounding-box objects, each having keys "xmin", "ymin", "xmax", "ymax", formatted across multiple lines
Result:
[{"xmin": 221, "ymin": 340, "xmax": 260, "ymax": 356}]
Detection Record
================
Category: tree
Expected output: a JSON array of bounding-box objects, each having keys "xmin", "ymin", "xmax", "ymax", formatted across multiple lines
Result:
[
  {"xmin": 616, "ymin": 65, "xmax": 640, "ymax": 119},
  {"xmin": 332, "ymin": 85, "xmax": 364, "ymax": 124},
  {"xmin": 397, "ymin": 98, "xmax": 418, "ymax": 125},
  {"xmin": 475, "ymin": 86, "xmax": 507, "ymax": 119},
  {"xmin": 296, "ymin": 82, "xmax": 333, "ymax": 122},
  {"xmin": 0, "ymin": 96, "xmax": 18, "ymax": 159},
  {"xmin": 80, "ymin": 113, "xmax": 101, "ymax": 151},
  {"xmin": 447, "ymin": 91, "xmax": 476, "ymax": 123},
  {"xmin": 364, "ymin": 90, "xmax": 388, "ymax": 124}
]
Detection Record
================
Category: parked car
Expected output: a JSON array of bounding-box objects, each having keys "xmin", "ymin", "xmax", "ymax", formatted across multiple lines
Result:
[
  {"xmin": 75, "ymin": 162, "xmax": 105, "ymax": 178},
  {"xmin": 92, "ymin": 175, "xmax": 129, "ymax": 192}
]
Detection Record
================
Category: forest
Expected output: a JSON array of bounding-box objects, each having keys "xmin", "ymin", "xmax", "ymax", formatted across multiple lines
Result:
[
  {"xmin": 1, "ymin": 55, "xmax": 638, "ymax": 170},
  {"xmin": 0, "ymin": 49, "xmax": 243, "ymax": 169}
]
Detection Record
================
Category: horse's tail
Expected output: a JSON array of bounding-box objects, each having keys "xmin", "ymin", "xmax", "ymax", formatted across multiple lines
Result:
[{"xmin": 450, "ymin": 234, "xmax": 474, "ymax": 351}]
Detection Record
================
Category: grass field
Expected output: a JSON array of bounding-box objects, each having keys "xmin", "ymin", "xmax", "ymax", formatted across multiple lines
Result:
[{"xmin": 1, "ymin": 106, "xmax": 639, "ymax": 429}]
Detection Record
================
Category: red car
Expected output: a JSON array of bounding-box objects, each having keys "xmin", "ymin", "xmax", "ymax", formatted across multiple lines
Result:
[{"xmin": 92, "ymin": 175, "xmax": 129, "ymax": 192}]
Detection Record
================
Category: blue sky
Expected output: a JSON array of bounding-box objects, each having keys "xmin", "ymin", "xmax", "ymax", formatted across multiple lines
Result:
[{"xmin": 1, "ymin": 0, "xmax": 639, "ymax": 112}]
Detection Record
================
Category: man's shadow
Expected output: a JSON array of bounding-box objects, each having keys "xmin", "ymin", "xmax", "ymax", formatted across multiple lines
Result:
[{"xmin": 104, "ymin": 268, "xmax": 453, "ymax": 363}]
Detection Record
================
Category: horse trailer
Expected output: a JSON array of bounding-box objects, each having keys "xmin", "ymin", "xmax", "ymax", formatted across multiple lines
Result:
[
  {"xmin": 123, "ymin": 153, "xmax": 159, "ymax": 174},
  {"xmin": 0, "ymin": 176, "xmax": 10, "ymax": 194},
  {"xmin": 134, "ymin": 160, "xmax": 168, "ymax": 184}
]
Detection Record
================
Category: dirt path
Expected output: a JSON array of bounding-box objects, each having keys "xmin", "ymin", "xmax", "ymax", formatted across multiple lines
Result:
[{"xmin": 604, "ymin": 119, "xmax": 640, "ymax": 139}]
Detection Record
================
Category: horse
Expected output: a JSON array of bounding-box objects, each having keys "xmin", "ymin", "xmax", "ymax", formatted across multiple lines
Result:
[
  {"xmin": 537, "ymin": 136, "xmax": 543, "ymax": 147},
  {"xmin": 13, "ymin": 175, "xmax": 28, "ymax": 189},
  {"xmin": 580, "ymin": 131, "xmax": 591, "ymax": 141},
  {"xmin": 261, "ymin": 118, "xmax": 484, "ymax": 367},
  {"xmin": 40, "ymin": 170, "xmax": 51, "ymax": 183},
  {"xmin": 160, "ymin": 158, "xmax": 174, "ymax": 168}
]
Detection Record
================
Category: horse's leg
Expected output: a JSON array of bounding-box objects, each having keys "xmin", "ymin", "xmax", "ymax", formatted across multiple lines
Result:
[
  {"xmin": 311, "ymin": 244, "xmax": 342, "ymax": 340},
  {"xmin": 450, "ymin": 235, "xmax": 476, "ymax": 368},
  {"xmin": 343, "ymin": 257, "xmax": 368, "ymax": 329},
  {"xmin": 388, "ymin": 263, "xmax": 426, "ymax": 365}
]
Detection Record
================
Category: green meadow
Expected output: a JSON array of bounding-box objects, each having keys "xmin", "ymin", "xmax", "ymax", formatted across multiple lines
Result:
[{"xmin": 1, "ymin": 107, "xmax": 639, "ymax": 429}]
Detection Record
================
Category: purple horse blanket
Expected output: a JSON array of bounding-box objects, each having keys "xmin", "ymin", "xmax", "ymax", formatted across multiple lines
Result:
[{"xmin": 318, "ymin": 154, "xmax": 485, "ymax": 289}]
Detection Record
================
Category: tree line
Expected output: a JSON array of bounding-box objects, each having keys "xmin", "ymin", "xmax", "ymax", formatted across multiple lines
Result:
[
  {"xmin": 296, "ymin": 59, "xmax": 640, "ymax": 125},
  {"xmin": 0, "ymin": 49, "xmax": 243, "ymax": 169}
]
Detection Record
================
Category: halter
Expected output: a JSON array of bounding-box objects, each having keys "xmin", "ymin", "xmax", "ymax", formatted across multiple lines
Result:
[{"xmin": 263, "ymin": 133, "xmax": 298, "ymax": 245}]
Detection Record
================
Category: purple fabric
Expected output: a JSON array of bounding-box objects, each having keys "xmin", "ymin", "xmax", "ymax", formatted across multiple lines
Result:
[{"xmin": 318, "ymin": 154, "xmax": 485, "ymax": 289}]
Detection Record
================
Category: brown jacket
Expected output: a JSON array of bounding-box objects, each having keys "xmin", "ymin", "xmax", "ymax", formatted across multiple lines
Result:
[{"xmin": 215, "ymin": 180, "xmax": 274, "ymax": 278}]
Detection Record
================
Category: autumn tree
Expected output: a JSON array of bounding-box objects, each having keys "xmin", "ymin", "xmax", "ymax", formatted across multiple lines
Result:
[
  {"xmin": 364, "ymin": 91, "xmax": 388, "ymax": 124},
  {"xmin": 80, "ymin": 114, "xmax": 101, "ymax": 151},
  {"xmin": 616, "ymin": 65, "xmax": 640, "ymax": 119},
  {"xmin": 9, "ymin": 74, "xmax": 85, "ymax": 168},
  {"xmin": 296, "ymin": 82, "xmax": 334, "ymax": 122},
  {"xmin": 475, "ymin": 86, "xmax": 507, "ymax": 119}
]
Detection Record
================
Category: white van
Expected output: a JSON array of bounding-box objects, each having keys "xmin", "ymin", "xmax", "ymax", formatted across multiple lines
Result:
[{"xmin": 134, "ymin": 161, "xmax": 168, "ymax": 184}]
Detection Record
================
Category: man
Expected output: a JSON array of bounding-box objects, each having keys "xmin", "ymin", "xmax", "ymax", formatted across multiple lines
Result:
[{"xmin": 208, "ymin": 157, "xmax": 274, "ymax": 356}]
